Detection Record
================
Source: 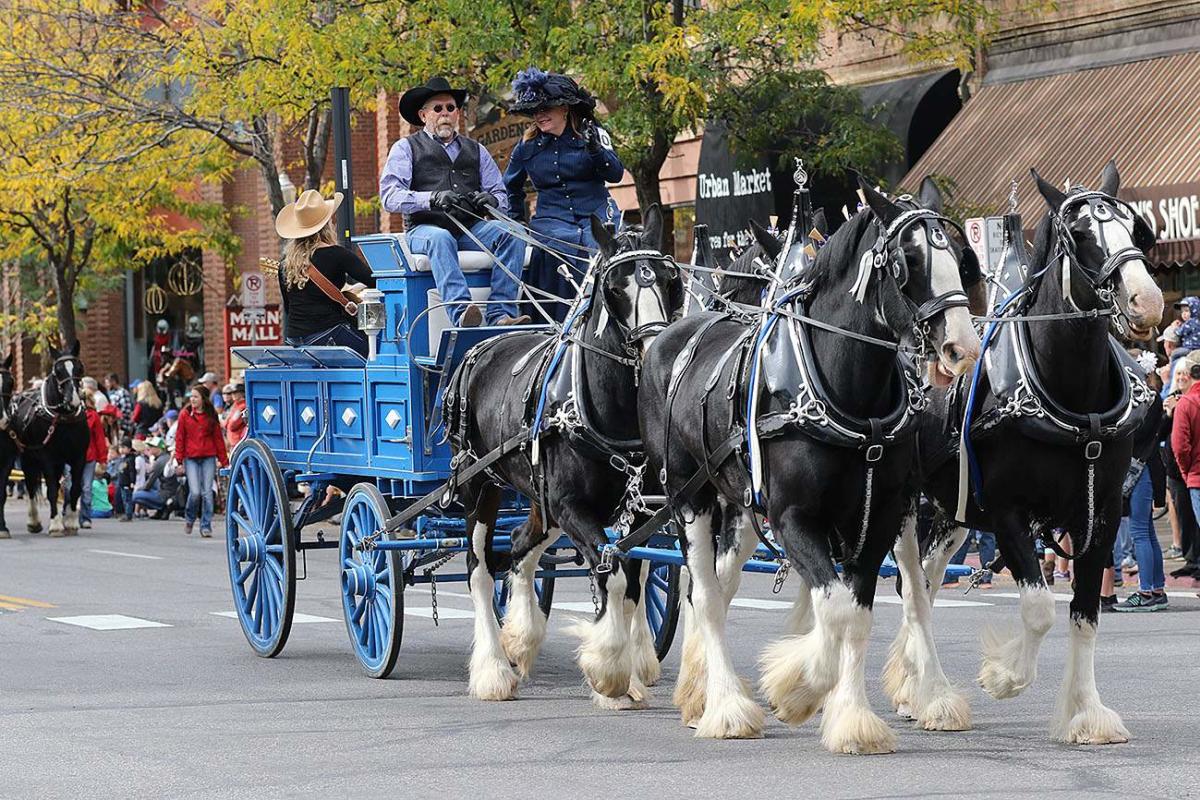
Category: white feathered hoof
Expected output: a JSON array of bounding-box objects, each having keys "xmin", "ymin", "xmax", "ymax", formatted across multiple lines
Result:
[
  {"xmin": 48, "ymin": 516, "xmax": 65, "ymax": 537},
  {"xmin": 64, "ymin": 511, "xmax": 79, "ymax": 535},
  {"xmin": 759, "ymin": 636, "xmax": 835, "ymax": 726},
  {"xmin": 673, "ymin": 633, "xmax": 707, "ymax": 726},
  {"xmin": 592, "ymin": 689, "xmax": 650, "ymax": 711},
  {"xmin": 0, "ymin": 527, "xmax": 10, "ymax": 539},
  {"xmin": 631, "ymin": 628, "xmax": 662, "ymax": 687},
  {"xmin": 499, "ymin": 608, "xmax": 547, "ymax": 680},
  {"xmin": 1053, "ymin": 703, "xmax": 1130, "ymax": 745},
  {"xmin": 821, "ymin": 706, "xmax": 898, "ymax": 755},
  {"xmin": 881, "ymin": 630, "xmax": 915, "ymax": 712},
  {"xmin": 468, "ymin": 653, "xmax": 519, "ymax": 701},
  {"xmin": 915, "ymin": 688, "xmax": 973, "ymax": 732},
  {"xmin": 978, "ymin": 627, "xmax": 1030, "ymax": 700},
  {"xmin": 569, "ymin": 619, "xmax": 632, "ymax": 699},
  {"xmin": 694, "ymin": 691, "xmax": 765, "ymax": 739}
]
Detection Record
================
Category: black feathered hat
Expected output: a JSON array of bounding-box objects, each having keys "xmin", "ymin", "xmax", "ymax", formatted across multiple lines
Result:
[
  {"xmin": 399, "ymin": 76, "xmax": 468, "ymax": 127},
  {"xmin": 509, "ymin": 67, "xmax": 597, "ymax": 116}
]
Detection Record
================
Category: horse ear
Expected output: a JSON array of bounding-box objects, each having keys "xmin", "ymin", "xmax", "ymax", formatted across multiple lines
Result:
[
  {"xmin": 857, "ymin": 175, "xmax": 902, "ymax": 227},
  {"xmin": 919, "ymin": 176, "xmax": 944, "ymax": 213},
  {"xmin": 749, "ymin": 218, "xmax": 783, "ymax": 260},
  {"xmin": 640, "ymin": 204, "xmax": 664, "ymax": 251},
  {"xmin": 590, "ymin": 214, "xmax": 618, "ymax": 260},
  {"xmin": 812, "ymin": 208, "xmax": 828, "ymax": 238},
  {"xmin": 48, "ymin": 343, "xmax": 61, "ymax": 360},
  {"xmin": 1031, "ymin": 169, "xmax": 1068, "ymax": 210},
  {"xmin": 1098, "ymin": 159, "xmax": 1120, "ymax": 196},
  {"xmin": 70, "ymin": 339, "xmax": 81, "ymax": 357}
]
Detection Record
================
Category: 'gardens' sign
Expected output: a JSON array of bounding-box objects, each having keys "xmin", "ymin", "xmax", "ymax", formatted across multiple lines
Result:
[{"xmin": 694, "ymin": 122, "xmax": 776, "ymax": 263}]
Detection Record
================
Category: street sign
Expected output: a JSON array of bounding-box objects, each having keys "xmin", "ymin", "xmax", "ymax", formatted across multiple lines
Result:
[
  {"xmin": 964, "ymin": 216, "xmax": 1006, "ymax": 275},
  {"xmin": 241, "ymin": 270, "xmax": 266, "ymax": 308}
]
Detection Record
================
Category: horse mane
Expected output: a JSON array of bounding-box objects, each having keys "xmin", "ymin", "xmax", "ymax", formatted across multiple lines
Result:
[
  {"xmin": 719, "ymin": 244, "xmax": 771, "ymax": 306},
  {"xmin": 803, "ymin": 208, "xmax": 875, "ymax": 292},
  {"xmin": 1023, "ymin": 210, "xmax": 1057, "ymax": 295}
]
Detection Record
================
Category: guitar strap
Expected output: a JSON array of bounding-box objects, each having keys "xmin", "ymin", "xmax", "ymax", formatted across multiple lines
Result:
[{"xmin": 306, "ymin": 265, "xmax": 357, "ymax": 316}]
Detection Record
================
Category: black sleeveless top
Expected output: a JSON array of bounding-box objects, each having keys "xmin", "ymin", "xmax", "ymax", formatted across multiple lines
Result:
[{"xmin": 279, "ymin": 245, "xmax": 376, "ymax": 339}]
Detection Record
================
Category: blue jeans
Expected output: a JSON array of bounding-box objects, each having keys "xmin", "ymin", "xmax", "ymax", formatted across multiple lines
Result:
[
  {"xmin": 1130, "ymin": 469, "xmax": 1164, "ymax": 591},
  {"xmin": 1113, "ymin": 517, "xmax": 1130, "ymax": 581},
  {"xmin": 184, "ymin": 457, "xmax": 217, "ymax": 531},
  {"xmin": 289, "ymin": 322, "xmax": 368, "ymax": 357},
  {"xmin": 949, "ymin": 529, "xmax": 997, "ymax": 571},
  {"xmin": 79, "ymin": 461, "xmax": 97, "ymax": 523},
  {"xmin": 408, "ymin": 221, "xmax": 525, "ymax": 324},
  {"xmin": 131, "ymin": 489, "xmax": 165, "ymax": 510}
]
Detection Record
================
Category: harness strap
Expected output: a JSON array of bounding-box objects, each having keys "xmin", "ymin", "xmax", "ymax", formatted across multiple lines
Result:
[{"xmin": 382, "ymin": 428, "xmax": 532, "ymax": 534}]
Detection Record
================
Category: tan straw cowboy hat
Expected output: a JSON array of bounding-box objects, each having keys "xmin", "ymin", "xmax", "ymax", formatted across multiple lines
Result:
[{"xmin": 275, "ymin": 189, "xmax": 344, "ymax": 239}]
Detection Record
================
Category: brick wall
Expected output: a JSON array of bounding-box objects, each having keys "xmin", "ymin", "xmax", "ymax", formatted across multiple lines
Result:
[{"xmin": 77, "ymin": 287, "xmax": 127, "ymax": 382}]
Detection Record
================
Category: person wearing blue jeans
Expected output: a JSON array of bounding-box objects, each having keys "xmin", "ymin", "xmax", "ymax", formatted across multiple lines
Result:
[
  {"xmin": 1114, "ymin": 467, "xmax": 1167, "ymax": 611},
  {"xmin": 407, "ymin": 222, "xmax": 526, "ymax": 325},
  {"xmin": 947, "ymin": 529, "xmax": 997, "ymax": 586},
  {"xmin": 77, "ymin": 460, "xmax": 97, "ymax": 526},
  {"xmin": 183, "ymin": 456, "xmax": 217, "ymax": 535},
  {"xmin": 380, "ymin": 76, "xmax": 530, "ymax": 328}
]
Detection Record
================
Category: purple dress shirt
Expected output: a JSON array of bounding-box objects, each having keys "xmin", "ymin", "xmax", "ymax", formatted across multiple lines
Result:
[{"xmin": 379, "ymin": 130, "xmax": 508, "ymax": 216}]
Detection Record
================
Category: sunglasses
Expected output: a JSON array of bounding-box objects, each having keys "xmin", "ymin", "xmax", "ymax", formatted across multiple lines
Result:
[{"xmin": 426, "ymin": 103, "xmax": 457, "ymax": 114}]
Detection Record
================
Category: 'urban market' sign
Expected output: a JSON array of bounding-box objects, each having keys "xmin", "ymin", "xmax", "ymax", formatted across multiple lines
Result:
[{"xmin": 694, "ymin": 122, "xmax": 776, "ymax": 263}]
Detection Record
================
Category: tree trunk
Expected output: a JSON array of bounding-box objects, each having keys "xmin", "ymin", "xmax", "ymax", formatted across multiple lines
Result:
[
  {"xmin": 53, "ymin": 263, "xmax": 77, "ymax": 348},
  {"xmin": 629, "ymin": 128, "xmax": 675, "ymax": 254}
]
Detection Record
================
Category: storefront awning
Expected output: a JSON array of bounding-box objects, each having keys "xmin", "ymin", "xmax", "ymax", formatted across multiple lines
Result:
[{"xmin": 902, "ymin": 51, "xmax": 1200, "ymax": 267}]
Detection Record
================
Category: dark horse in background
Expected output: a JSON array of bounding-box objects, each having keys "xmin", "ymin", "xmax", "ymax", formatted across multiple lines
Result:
[
  {"xmin": 444, "ymin": 207, "xmax": 682, "ymax": 706},
  {"xmin": 9, "ymin": 341, "xmax": 90, "ymax": 537},
  {"xmin": 638, "ymin": 178, "xmax": 981, "ymax": 750},
  {"xmin": 887, "ymin": 161, "xmax": 1163, "ymax": 744},
  {"xmin": 0, "ymin": 350, "xmax": 19, "ymax": 538}
]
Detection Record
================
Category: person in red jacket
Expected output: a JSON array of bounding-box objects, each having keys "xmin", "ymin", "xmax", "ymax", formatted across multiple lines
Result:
[
  {"xmin": 174, "ymin": 383, "xmax": 229, "ymax": 537},
  {"xmin": 79, "ymin": 389, "xmax": 109, "ymax": 530},
  {"xmin": 222, "ymin": 382, "xmax": 247, "ymax": 451}
]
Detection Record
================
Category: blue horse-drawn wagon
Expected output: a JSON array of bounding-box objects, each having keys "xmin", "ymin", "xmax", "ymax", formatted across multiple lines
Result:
[{"xmin": 224, "ymin": 234, "xmax": 682, "ymax": 677}]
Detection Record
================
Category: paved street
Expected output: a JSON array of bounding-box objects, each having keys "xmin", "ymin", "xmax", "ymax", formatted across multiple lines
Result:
[{"xmin": 2, "ymin": 507, "xmax": 1199, "ymax": 800}]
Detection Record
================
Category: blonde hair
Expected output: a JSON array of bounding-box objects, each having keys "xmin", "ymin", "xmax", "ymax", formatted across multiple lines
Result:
[
  {"xmin": 522, "ymin": 106, "xmax": 586, "ymax": 142},
  {"xmin": 281, "ymin": 220, "xmax": 337, "ymax": 290},
  {"xmin": 136, "ymin": 380, "xmax": 163, "ymax": 409}
]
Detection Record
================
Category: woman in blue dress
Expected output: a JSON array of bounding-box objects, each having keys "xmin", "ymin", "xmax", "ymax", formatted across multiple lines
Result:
[{"xmin": 503, "ymin": 68, "xmax": 625, "ymax": 320}]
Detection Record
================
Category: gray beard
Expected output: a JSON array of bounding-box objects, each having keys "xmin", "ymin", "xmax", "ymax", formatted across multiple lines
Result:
[{"xmin": 427, "ymin": 124, "xmax": 455, "ymax": 141}]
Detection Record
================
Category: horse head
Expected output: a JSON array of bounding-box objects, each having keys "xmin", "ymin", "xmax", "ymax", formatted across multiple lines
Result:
[
  {"xmin": 855, "ymin": 177, "xmax": 982, "ymax": 381},
  {"xmin": 45, "ymin": 340, "xmax": 84, "ymax": 414},
  {"xmin": 588, "ymin": 205, "xmax": 684, "ymax": 356},
  {"xmin": 0, "ymin": 348, "xmax": 15, "ymax": 427},
  {"xmin": 1032, "ymin": 160, "xmax": 1163, "ymax": 340}
]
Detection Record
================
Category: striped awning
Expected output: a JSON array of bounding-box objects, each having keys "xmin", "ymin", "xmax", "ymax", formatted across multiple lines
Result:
[{"xmin": 902, "ymin": 51, "xmax": 1200, "ymax": 266}]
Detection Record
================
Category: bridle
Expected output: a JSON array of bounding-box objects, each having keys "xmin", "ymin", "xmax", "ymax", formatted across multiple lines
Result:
[
  {"xmin": 42, "ymin": 355, "xmax": 83, "ymax": 417},
  {"xmin": 1051, "ymin": 190, "xmax": 1148, "ymax": 337},
  {"xmin": 586, "ymin": 246, "xmax": 679, "ymax": 361},
  {"xmin": 852, "ymin": 204, "xmax": 972, "ymax": 357}
]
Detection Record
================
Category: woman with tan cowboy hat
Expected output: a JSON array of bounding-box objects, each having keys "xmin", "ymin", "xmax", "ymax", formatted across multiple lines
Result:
[{"xmin": 275, "ymin": 189, "xmax": 376, "ymax": 356}]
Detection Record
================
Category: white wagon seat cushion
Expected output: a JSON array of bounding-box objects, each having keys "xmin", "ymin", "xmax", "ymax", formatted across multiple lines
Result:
[{"xmin": 401, "ymin": 234, "xmax": 533, "ymax": 272}]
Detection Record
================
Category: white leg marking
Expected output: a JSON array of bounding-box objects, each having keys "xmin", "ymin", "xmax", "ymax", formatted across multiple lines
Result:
[
  {"xmin": 467, "ymin": 522, "xmax": 518, "ymax": 701},
  {"xmin": 978, "ymin": 583, "xmax": 1055, "ymax": 699},
  {"xmin": 821, "ymin": 601, "xmax": 897, "ymax": 755},
  {"xmin": 628, "ymin": 560, "xmax": 662, "ymax": 688},
  {"xmin": 686, "ymin": 510, "xmax": 763, "ymax": 738},
  {"xmin": 499, "ymin": 529, "xmax": 554, "ymax": 680},
  {"xmin": 568, "ymin": 566, "xmax": 633, "ymax": 700},
  {"xmin": 27, "ymin": 495, "xmax": 41, "ymax": 530},
  {"xmin": 672, "ymin": 569, "xmax": 706, "ymax": 726},
  {"xmin": 64, "ymin": 508, "xmax": 79, "ymax": 534},
  {"xmin": 760, "ymin": 582, "xmax": 853, "ymax": 726},
  {"xmin": 886, "ymin": 517, "xmax": 972, "ymax": 730},
  {"xmin": 1051, "ymin": 618, "xmax": 1129, "ymax": 744}
]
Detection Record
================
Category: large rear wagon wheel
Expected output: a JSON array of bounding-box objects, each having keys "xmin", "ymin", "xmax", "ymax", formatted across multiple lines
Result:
[
  {"xmin": 645, "ymin": 561, "xmax": 682, "ymax": 661},
  {"xmin": 340, "ymin": 483, "xmax": 404, "ymax": 679},
  {"xmin": 226, "ymin": 439, "xmax": 296, "ymax": 658}
]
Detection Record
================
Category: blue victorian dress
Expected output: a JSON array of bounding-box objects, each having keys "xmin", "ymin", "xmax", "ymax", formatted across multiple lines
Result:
[{"xmin": 503, "ymin": 127, "xmax": 625, "ymax": 320}]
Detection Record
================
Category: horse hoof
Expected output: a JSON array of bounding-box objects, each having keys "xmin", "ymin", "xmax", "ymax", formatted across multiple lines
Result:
[
  {"xmin": 27, "ymin": 524, "xmax": 42, "ymax": 534},
  {"xmin": 0, "ymin": 528, "xmax": 10, "ymax": 539}
]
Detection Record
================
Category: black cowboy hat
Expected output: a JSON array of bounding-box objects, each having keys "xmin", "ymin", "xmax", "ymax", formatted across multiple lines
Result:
[
  {"xmin": 398, "ymin": 76, "xmax": 468, "ymax": 127},
  {"xmin": 509, "ymin": 67, "xmax": 597, "ymax": 116}
]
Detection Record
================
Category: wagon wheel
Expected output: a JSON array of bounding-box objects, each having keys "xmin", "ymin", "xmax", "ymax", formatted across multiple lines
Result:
[
  {"xmin": 340, "ymin": 483, "xmax": 404, "ymax": 679},
  {"xmin": 645, "ymin": 561, "xmax": 682, "ymax": 661},
  {"xmin": 493, "ymin": 548, "xmax": 557, "ymax": 622},
  {"xmin": 225, "ymin": 438, "xmax": 296, "ymax": 658}
]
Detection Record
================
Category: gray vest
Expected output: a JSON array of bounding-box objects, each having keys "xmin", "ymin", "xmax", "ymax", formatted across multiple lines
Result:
[{"xmin": 403, "ymin": 132, "xmax": 483, "ymax": 232}]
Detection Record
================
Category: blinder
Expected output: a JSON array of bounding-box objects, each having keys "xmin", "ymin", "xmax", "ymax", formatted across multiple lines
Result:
[
  {"xmin": 593, "ymin": 247, "xmax": 680, "ymax": 347},
  {"xmin": 1055, "ymin": 190, "xmax": 1151, "ymax": 296}
]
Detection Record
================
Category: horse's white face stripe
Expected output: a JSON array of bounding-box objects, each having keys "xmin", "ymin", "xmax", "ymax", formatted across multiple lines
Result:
[
  {"xmin": 1080, "ymin": 207, "xmax": 1160, "ymax": 327},
  {"xmin": 912, "ymin": 228, "xmax": 979, "ymax": 368}
]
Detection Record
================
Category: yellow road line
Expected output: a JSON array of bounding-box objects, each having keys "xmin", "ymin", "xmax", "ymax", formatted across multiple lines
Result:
[
  {"xmin": 0, "ymin": 601, "xmax": 27, "ymax": 611},
  {"xmin": 0, "ymin": 594, "xmax": 56, "ymax": 608}
]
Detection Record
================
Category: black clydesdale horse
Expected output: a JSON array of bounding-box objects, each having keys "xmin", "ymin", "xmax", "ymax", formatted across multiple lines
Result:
[
  {"xmin": 444, "ymin": 207, "xmax": 683, "ymax": 705},
  {"xmin": 0, "ymin": 350, "xmax": 18, "ymax": 538},
  {"xmin": 889, "ymin": 161, "xmax": 1163, "ymax": 744},
  {"xmin": 638, "ymin": 178, "xmax": 981, "ymax": 750},
  {"xmin": 10, "ymin": 341, "xmax": 90, "ymax": 536}
]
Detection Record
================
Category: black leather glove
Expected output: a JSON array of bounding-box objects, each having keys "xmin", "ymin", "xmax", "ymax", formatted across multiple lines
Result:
[
  {"xmin": 583, "ymin": 119, "xmax": 605, "ymax": 155},
  {"xmin": 469, "ymin": 191, "xmax": 498, "ymax": 211},
  {"xmin": 430, "ymin": 190, "xmax": 465, "ymax": 211}
]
